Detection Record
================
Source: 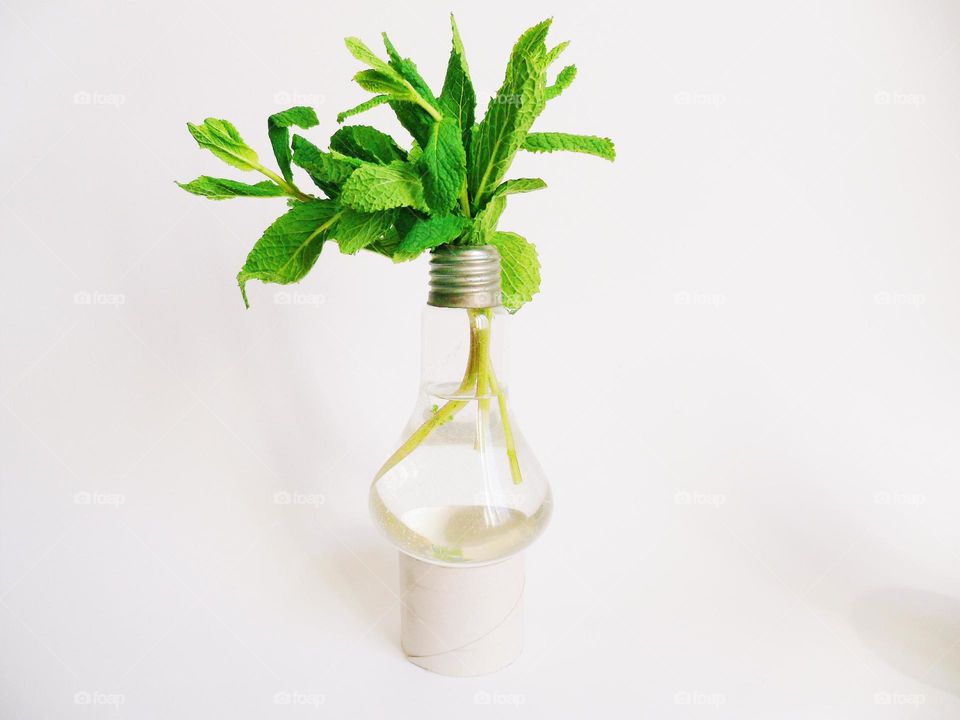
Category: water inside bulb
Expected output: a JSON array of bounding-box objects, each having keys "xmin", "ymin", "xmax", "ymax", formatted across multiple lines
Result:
[{"xmin": 370, "ymin": 314, "xmax": 552, "ymax": 567}]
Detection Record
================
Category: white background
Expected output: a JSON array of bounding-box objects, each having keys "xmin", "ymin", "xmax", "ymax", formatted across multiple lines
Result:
[{"xmin": 3, "ymin": 0, "xmax": 960, "ymax": 717}]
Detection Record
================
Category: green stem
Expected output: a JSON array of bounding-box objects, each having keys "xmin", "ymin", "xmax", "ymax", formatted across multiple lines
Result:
[
  {"xmin": 256, "ymin": 164, "xmax": 312, "ymax": 202},
  {"xmin": 374, "ymin": 312, "xmax": 480, "ymax": 480},
  {"xmin": 485, "ymin": 354, "xmax": 523, "ymax": 485},
  {"xmin": 412, "ymin": 93, "xmax": 443, "ymax": 123},
  {"xmin": 375, "ymin": 398, "xmax": 468, "ymax": 481},
  {"xmin": 472, "ymin": 309, "xmax": 492, "ymax": 450},
  {"xmin": 374, "ymin": 308, "xmax": 523, "ymax": 486},
  {"xmin": 459, "ymin": 181, "xmax": 472, "ymax": 219}
]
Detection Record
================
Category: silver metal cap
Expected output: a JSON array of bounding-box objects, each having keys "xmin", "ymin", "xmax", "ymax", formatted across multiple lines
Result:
[{"xmin": 428, "ymin": 245, "xmax": 502, "ymax": 309}]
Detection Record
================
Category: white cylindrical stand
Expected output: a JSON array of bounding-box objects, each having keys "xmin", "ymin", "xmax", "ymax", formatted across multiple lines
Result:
[{"xmin": 399, "ymin": 552, "xmax": 524, "ymax": 676}]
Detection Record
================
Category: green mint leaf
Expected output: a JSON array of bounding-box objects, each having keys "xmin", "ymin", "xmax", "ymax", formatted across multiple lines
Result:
[
  {"xmin": 363, "ymin": 206, "xmax": 416, "ymax": 259},
  {"xmin": 419, "ymin": 116, "xmax": 467, "ymax": 213},
  {"xmin": 344, "ymin": 37, "xmax": 400, "ymax": 77},
  {"xmin": 386, "ymin": 97, "xmax": 435, "ymax": 150},
  {"xmin": 267, "ymin": 106, "xmax": 319, "ymax": 183},
  {"xmin": 330, "ymin": 125, "xmax": 407, "ymax": 164},
  {"xmin": 187, "ymin": 118, "xmax": 260, "ymax": 171},
  {"xmin": 545, "ymin": 41, "xmax": 570, "ymax": 66},
  {"xmin": 381, "ymin": 32, "xmax": 403, "ymax": 65},
  {"xmin": 490, "ymin": 230, "xmax": 540, "ymax": 312},
  {"xmin": 237, "ymin": 200, "xmax": 340, "ymax": 307},
  {"xmin": 438, "ymin": 14, "xmax": 476, "ymax": 151},
  {"xmin": 291, "ymin": 134, "xmax": 355, "ymax": 197},
  {"xmin": 381, "ymin": 32, "xmax": 439, "ymax": 147},
  {"xmin": 394, "ymin": 206, "xmax": 419, "ymax": 238},
  {"xmin": 464, "ymin": 195, "xmax": 506, "ymax": 245},
  {"xmin": 367, "ymin": 207, "xmax": 419, "ymax": 259},
  {"xmin": 334, "ymin": 208, "xmax": 397, "ymax": 254},
  {"xmin": 366, "ymin": 227, "xmax": 401, "ymax": 259},
  {"xmin": 545, "ymin": 65, "xmax": 577, "ymax": 101},
  {"xmin": 328, "ymin": 149, "xmax": 363, "ymax": 167},
  {"xmin": 177, "ymin": 176, "xmax": 285, "ymax": 200},
  {"xmin": 339, "ymin": 160, "xmax": 429, "ymax": 212},
  {"xmin": 467, "ymin": 20, "xmax": 552, "ymax": 209},
  {"xmin": 353, "ymin": 69, "xmax": 411, "ymax": 97},
  {"xmin": 346, "ymin": 36, "xmax": 439, "ymax": 143},
  {"xmin": 382, "ymin": 33, "xmax": 437, "ymax": 106},
  {"xmin": 337, "ymin": 95, "xmax": 390, "ymax": 123},
  {"xmin": 407, "ymin": 140, "xmax": 423, "ymax": 162},
  {"xmin": 491, "ymin": 177, "xmax": 547, "ymax": 198},
  {"xmin": 394, "ymin": 215, "xmax": 472, "ymax": 261},
  {"xmin": 522, "ymin": 132, "xmax": 616, "ymax": 161}
]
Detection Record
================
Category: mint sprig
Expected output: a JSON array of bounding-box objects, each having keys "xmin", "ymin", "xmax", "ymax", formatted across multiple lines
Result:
[{"xmin": 178, "ymin": 15, "xmax": 615, "ymax": 311}]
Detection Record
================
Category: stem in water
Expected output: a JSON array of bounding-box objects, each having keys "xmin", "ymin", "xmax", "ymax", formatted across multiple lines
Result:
[{"xmin": 374, "ymin": 307, "xmax": 523, "ymax": 485}]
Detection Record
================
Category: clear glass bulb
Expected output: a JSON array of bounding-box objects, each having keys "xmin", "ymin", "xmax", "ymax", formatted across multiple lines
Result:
[{"xmin": 370, "ymin": 302, "xmax": 552, "ymax": 566}]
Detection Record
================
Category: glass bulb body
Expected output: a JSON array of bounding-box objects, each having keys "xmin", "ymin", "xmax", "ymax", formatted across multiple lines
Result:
[{"xmin": 370, "ymin": 304, "xmax": 552, "ymax": 566}]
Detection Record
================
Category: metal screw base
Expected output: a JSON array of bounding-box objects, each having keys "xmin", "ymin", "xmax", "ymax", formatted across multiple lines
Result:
[{"xmin": 428, "ymin": 246, "xmax": 502, "ymax": 309}]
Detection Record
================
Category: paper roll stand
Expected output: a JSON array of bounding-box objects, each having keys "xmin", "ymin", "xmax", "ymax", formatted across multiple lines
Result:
[{"xmin": 398, "ymin": 552, "xmax": 524, "ymax": 676}]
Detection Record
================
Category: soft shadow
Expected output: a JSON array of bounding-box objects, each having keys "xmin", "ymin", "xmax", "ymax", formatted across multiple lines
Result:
[
  {"xmin": 310, "ymin": 524, "xmax": 401, "ymax": 647},
  {"xmin": 852, "ymin": 587, "xmax": 960, "ymax": 697}
]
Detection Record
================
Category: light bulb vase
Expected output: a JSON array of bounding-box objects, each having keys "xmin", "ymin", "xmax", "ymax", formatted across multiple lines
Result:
[{"xmin": 370, "ymin": 245, "xmax": 552, "ymax": 676}]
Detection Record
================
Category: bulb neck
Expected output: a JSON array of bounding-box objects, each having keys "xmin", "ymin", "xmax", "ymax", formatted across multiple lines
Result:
[{"xmin": 428, "ymin": 245, "xmax": 502, "ymax": 309}]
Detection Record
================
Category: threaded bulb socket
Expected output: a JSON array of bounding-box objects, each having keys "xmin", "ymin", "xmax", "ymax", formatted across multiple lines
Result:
[{"xmin": 428, "ymin": 245, "xmax": 502, "ymax": 309}]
